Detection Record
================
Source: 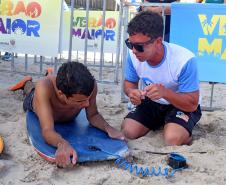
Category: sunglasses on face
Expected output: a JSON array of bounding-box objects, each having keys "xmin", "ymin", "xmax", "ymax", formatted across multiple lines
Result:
[{"xmin": 125, "ymin": 38, "xmax": 155, "ymax": 52}]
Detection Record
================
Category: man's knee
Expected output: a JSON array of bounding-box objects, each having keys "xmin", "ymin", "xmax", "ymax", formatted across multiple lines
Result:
[
  {"xmin": 121, "ymin": 119, "xmax": 148, "ymax": 140},
  {"xmin": 164, "ymin": 131, "xmax": 190, "ymax": 146},
  {"xmin": 121, "ymin": 121, "xmax": 138, "ymax": 140},
  {"xmin": 164, "ymin": 123, "xmax": 191, "ymax": 146},
  {"xmin": 164, "ymin": 133, "xmax": 182, "ymax": 145}
]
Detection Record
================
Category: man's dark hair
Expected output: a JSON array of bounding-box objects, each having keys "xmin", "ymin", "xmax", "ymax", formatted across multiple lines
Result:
[
  {"xmin": 56, "ymin": 62, "xmax": 95, "ymax": 97},
  {"xmin": 127, "ymin": 11, "xmax": 163, "ymax": 39}
]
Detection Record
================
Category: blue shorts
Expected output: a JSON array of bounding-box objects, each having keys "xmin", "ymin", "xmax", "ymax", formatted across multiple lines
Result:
[
  {"xmin": 23, "ymin": 89, "xmax": 35, "ymax": 112},
  {"xmin": 125, "ymin": 97, "xmax": 202, "ymax": 136}
]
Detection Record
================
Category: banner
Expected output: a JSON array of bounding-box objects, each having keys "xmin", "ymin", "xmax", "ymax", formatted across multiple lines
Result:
[
  {"xmin": 0, "ymin": 0, "xmax": 62, "ymax": 57},
  {"xmin": 170, "ymin": 3, "xmax": 226, "ymax": 83},
  {"xmin": 61, "ymin": 10, "xmax": 119, "ymax": 53}
]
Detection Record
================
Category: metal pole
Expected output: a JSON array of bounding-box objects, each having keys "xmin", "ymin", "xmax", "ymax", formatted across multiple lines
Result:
[
  {"xmin": 161, "ymin": 6, "xmax": 166, "ymax": 41},
  {"xmin": 40, "ymin": 56, "xmax": 43, "ymax": 74},
  {"xmin": 201, "ymin": 82, "xmax": 215, "ymax": 112},
  {"xmin": 59, "ymin": 54, "xmax": 62, "ymax": 64},
  {"xmin": 11, "ymin": 53, "xmax": 15, "ymax": 72},
  {"xmin": 25, "ymin": 54, "xmax": 28, "ymax": 72},
  {"xmin": 99, "ymin": 0, "xmax": 107, "ymax": 81},
  {"xmin": 84, "ymin": 0, "xmax": 90, "ymax": 66},
  {"xmin": 115, "ymin": 0, "xmax": 118, "ymax": 11},
  {"xmin": 68, "ymin": 0, "xmax": 75, "ymax": 62},
  {"xmin": 54, "ymin": 57, "xmax": 58, "ymax": 74},
  {"xmin": 121, "ymin": 3, "xmax": 129, "ymax": 103},
  {"xmin": 34, "ymin": 55, "xmax": 37, "ymax": 63},
  {"xmin": 210, "ymin": 83, "xmax": 215, "ymax": 109},
  {"xmin": 58, "ymin": 0, "xmax": 64, "ymax": 61},
  {"xmin": 115, "ymin": 0, "xmax": 123, "ymax": 83},
  {"xmin": 111, "ymin": 53, "xmax": 114, "ymax": 66},
  {"xmin": 76, "ymin": 50, "xmax": 78, "ymax": 61},
  {"xmin": 94, "ymin": 51, "xmax": 96, "ymax": 64}
]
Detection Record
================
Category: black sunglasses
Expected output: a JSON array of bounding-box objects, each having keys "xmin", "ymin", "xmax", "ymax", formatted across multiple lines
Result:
[{"xmin": 125, "ymin": 38, "xmax": 155, "ymax": 52}]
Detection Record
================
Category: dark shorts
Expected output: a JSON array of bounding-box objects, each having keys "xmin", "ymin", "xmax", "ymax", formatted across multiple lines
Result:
[
  {"xmin": 125, "ymin": 98, "xmax": 202, "ymax": 136},
  {"xmin": 23, "ymin": 89, "xmax": 35, "ymax": 112}
]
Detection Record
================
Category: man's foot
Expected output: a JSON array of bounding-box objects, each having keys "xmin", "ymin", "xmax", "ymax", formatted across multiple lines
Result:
[
  {"xmin": 9, "ymin": 76, "xmax": 32, "ymax": 91},
  {"xmin": 45, "ymin": 67, "xmax": 54, "ymax": 76}
]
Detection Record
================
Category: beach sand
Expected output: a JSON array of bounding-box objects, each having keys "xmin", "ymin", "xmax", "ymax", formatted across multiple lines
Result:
[{"xmin": 0, "ymin": 56, "xmax": 226, "ymax": 185}]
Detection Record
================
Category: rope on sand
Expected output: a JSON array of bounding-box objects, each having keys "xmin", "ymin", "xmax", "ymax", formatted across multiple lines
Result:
[{"xmin": 88, "ymin": 146, "xmax": 187, "ymax": 177}]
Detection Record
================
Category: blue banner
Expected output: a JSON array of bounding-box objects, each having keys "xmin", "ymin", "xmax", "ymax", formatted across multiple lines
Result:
[{"xmin": 170, "ymin": 3, "xmax": 226, "ymax": 83}]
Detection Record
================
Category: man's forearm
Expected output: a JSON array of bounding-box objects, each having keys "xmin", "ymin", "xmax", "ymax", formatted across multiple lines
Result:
[
  {"xmin": 42, "ymin": 130, "xmax": 69, "ymax": 147},
  {"xmin": 88, "ymin": 113, "xmax": 110, "ymax": 133},
  {"xmin": 124, "ymin": 80, "xmax": 138, "ymax": 96},
  {"xmin": 163, "ymin": 89, "xmax": 199, "ymax": 112}
]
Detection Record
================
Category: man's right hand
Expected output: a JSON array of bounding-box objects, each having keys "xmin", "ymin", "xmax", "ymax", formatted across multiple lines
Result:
[
  {"xmin": 55, "ymin": 142, "xmax": 77, "ymax": 168},
  {"xmin": 128, "ymin": 89, "xmax": 146, "ymax": 105}
]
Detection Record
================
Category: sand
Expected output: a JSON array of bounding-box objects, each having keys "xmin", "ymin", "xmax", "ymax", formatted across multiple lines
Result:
[{"xmin": 0, "ymin": 55, "xmax": 226, "ymax": 185}]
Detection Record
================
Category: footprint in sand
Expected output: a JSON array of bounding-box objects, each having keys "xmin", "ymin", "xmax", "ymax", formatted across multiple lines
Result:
[{"xmin": 0, "ymin": 110, "xmax": 12, "ymax": 119}]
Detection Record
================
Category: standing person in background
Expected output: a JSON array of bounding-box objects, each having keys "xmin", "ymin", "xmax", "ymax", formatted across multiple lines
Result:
[
  {"xmin": 139, "ymin": 0, "xmax": 206, "ymax": 41},
  {"xmin": 139, "ymin": 0, "xmax": 178, "ymax": 42}
]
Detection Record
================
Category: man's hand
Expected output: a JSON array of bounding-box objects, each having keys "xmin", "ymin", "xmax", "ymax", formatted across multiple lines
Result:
[
  {"xmin": 144, "ymin": 84, "xmax": 166, "ymax": 101},
  {"xmin": 106, "ymin": 125, "xmax": 125, "ymax": 140},
  {"xmin": 55, "ymin": 142, "xmax": 77, "ymax": 168},
  {"xmin": 128, "ymin": 89, "xmax": 146, "ymax": 105}
]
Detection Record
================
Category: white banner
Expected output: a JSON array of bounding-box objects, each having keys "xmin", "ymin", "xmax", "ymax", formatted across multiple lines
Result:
[
  {"xmin": 0, "ymin": 0, "xmax": 62, "ymax": 57},
  {"xmin": 61, "ymin": 10, "xmax": 120, "ymax": 53}
]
